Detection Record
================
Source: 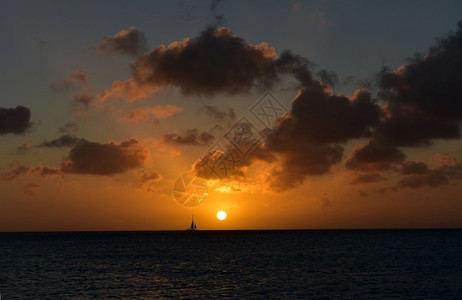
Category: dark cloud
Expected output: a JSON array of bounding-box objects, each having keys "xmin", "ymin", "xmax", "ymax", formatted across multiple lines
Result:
[
  {"xmin": 59, "ymin": 122, "xmax": 78, "ymax": 134},
  {"xmin": 380, "ymin": 22, "xmax": 462, "ymax": 119},
  {"xmin": 163, "ymin": 128, "xmax": 215, "ymax": 146},
  {"xmin": 96, "ymin": 27, "xmax": 147, "ymax": 56},
  {"xmin": 0, "ymin": 106, "xmax": 32, "ymax": 135},
  {"xmin": 395, "ymin": 155, "xmax": 462, "ymax": 190},
  {"xmin": 199, "ymin": 106, "xmax": 235, "ymax": 123},
  {"xmin": 50, "ymin": 70, "xmax": 87, "ymax": 92},
  {"xmin": 350, "ymin": 172, "xmax": 386, "ymax": 185},
  {"xmin": 401, "ymin": 161, "xmax": 428, "ymax": 175},
  {"xmin": 100, "ymin": 20, "xmax": 462, "ymax": 192},
  {"xmin": 280, "ymin": 86, "xmax": 381, "ymax": 144},
  {"xmin": 266, "ymin": 143, "xmax": 343, "ymax": 191},
  {"xmin": 345, "ymin": 141, "xmax": 406, "ymax": 171},
  {"xmin": 2, "ymin": 139, "xmax": 149, "ymax": 180},
  {"xmin": 61, "ymin": 138, "xmax": 149, "ymax": 175},
  {"xmin": 346, "ymin": 22, "xmax": 462, "ymax": 171},
  {"xmin": 255, "ymin": 84, "xmax": 382, "ymax": 191},
  {"xmin": 373, "ymin": 104, "xmax": 460, "ymax": 147},
  {"xmin": 99, "ymin": 26, "xmax": 327, "ymax": 101},
  {"xmin": 372, "ymin": 21, "xmax": 462, "ymax": 147},
  {"xmin": 191, "ymin": 82, "xmax": 382, "ymax": 191},
  {"xmin": 39, "ymin": 135, "xmax": 81, "ymax": 148}
]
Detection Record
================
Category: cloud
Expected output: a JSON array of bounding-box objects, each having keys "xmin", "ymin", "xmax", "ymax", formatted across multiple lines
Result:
[
  {"xmin": 59, "ymin": 122, "xmax": 78, "ymax": 134},
  {"xmin": 171, "ymin": 21, "xmax": 462, "ymax": 192},
  {"xmin": 367, "ymin": 21, "xmax": 462, "ymax": 148},
  {"xmin": 190, "ymin": 83, "xmax": 381, "ymax": 191},
  {"xmin": 50, "ymin": 70, "xmax": 87, "ymax": 92},
  {"xmin": 345, "ymin": 141, "xmax": 406, "ymax": 171},
  {"xmin": 199, "ymin": 105, "xmax": 235, "ymax": 123},
  {"xmin": 274, "ymin": 87, "xmax": 381, "ymax": 144},
  {"xmin": 266, "ymin": 143, "xmax": 343, "ymax": 191},
  {"xmin": 119, "ymin": 105, "xmax": 184, "ymax": 122},
  {"xmin": 260, "ymin": 85, "xmax": 381, "ymax": 190},
  {"xmin": 98, "ymin": 26, "xmax": 330, "ymax": 101},
  {"xmin": 51, "ymin": 71, "xmax": 95, "ymax": 110},
  {"xmin": 137, "ymin": 169, "xmax": 162, "ymax": 184},
  {"xmin": 350, "ymin": 172, "xmax": 386, "ymax": 185},
  {"xmin": 2, "ymin": 138, "xmax": 150, "ymax": 180},
  {"xmin": 137, "ymin": 170, "xmax": 162, "ymax": 191},
  {"xmin": 401, "ymin": 161, "xmax": 428, "ymax": 175},
  {"xmin": 396, "ymin": 170, "xmax": 448, "ymax": 189},
  {"xmin": 374, "ymin": 105, "xmax": 460, "ymax": 147},
  {"xmin": 429, "ymin": 153, "xmax": 458, "ymax": 167},
  {"xmin": 39, "ymin": 135, "xmax": 81, "ymax": 148},
  {"xmin": 72, "ymin": 94, "xmax": 94, "ymax": 108},
  {"xmin": 0, "ymin": 106, "xmax": 32, "ymax": 135},
  {"xmin": 342, "ymin": 22, "xmax": 462, "ymax": 172},
  {"xmin": 163, "ymin": 128, "xmax": 214, "ymax": 146},
  {"xmin": 60, "ymin": 138, "xmax": 149, "ymax": 175},
  {"xmin": 395, "ymin": 155, "xmax": 462, "ymax": 189},
  {"xmin": 380, "ymin": 22, "xmax": 462, "ymax": 119},
  {"xmin": 96, "ymin": 27, "xmax": 147, "ymax": 56},
  {"xmin": 1, "ymin": 165, "xmax": 61, "ymax": 181},
  {"xmin": 22, "ymin": 183, "xmax": 41, "ymax": 196},
  {"xmin": 37, "ymin": 166, "xmax": 62, "ymax": 177},
  {"xmin": 1, "ymin": 165, "xmax": 29, "ymax": 181},
  {"xmin": 193, "ymin": 142, "xmax": 274, "ymax": 181}
]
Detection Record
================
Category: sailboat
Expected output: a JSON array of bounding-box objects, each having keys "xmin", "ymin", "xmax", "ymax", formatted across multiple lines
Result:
[{"xmin": 187, "ymin": 215, "xmax": 198, "ymax": 231}]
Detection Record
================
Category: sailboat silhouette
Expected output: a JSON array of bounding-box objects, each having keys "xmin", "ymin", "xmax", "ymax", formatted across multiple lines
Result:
[{"xmin": 187, "ymin": 215, "xmax": 198, "ymax": 231}]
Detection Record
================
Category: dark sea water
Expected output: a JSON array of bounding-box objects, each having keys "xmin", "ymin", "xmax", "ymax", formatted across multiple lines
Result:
[{"xmin": 1, "ymin": 229, "xmax": 461, "ymax": 299}]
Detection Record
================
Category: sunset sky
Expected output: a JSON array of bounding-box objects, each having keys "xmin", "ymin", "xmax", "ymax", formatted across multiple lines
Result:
[{"xmin": 2, "ymin": 0, "xmax": 462, "ymax": 231}]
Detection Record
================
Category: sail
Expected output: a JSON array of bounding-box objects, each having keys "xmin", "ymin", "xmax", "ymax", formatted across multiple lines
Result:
[{"xmin": 187, "ymin": 215, "xmax": 197, "ymax": 231}]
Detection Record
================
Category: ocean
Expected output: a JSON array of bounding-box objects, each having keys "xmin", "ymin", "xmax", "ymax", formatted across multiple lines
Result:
[{"xmin": 1, "ymin": 229, "xmax": 461, "ymax": 298}]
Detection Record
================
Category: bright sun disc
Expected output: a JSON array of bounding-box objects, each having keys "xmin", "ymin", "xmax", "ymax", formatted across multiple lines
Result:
[{"xmin": 217, "ymin": 211, "xmax": 227, "ymax": 220}]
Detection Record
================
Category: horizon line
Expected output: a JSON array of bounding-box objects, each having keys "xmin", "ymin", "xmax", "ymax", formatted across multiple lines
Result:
[{"xmin": 1, "ymin": 227, "xmax": 461, "ymax": 233}]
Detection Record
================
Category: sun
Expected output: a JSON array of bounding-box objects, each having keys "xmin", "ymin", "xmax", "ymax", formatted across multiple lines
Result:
[{"xmin": 217, "ymin": 211, "xmax": 227, "ymax": 221}]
